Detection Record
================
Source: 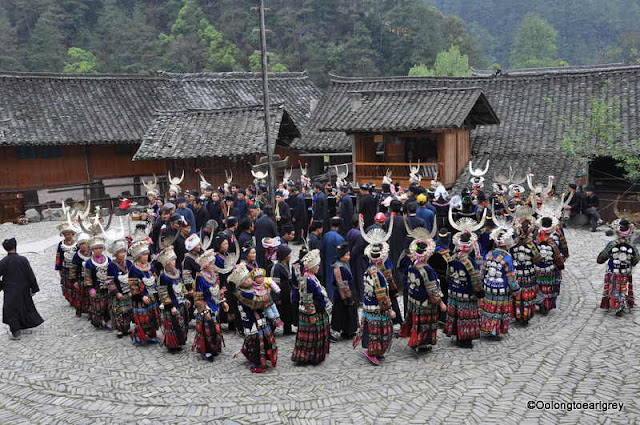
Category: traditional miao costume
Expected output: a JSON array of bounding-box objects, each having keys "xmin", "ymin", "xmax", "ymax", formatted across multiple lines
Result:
[
  {"xmin": 480, "ymin": 238, "xmax": 520, "ymax": 338},
  {"xmin": 292, "ymin": 249, "xmax": 332, "ymax": 365},
  {"xmin": 353, "ymin": 217, "xmax": 395, "ymax": 364},
  {"xmin": 444, "ymin": 208, "xmax": 487, "ymax": 347},
  {"xmin": 128, "ymin": 238, "xmax": 160, "ymax": 344},
  {"xmin": 534, "ymin": 228, "xmax": 565, "ymax": 314},
  {"xmin": 192, "ymin": 248, "xmax": 232, "ymax": 360},
  {"xmin": 510, "ymin": 209, "xmax": 541, "ymax": 324},
  {"xmin": 182, "ymin": 233, "xmax": 202, "ymax": 321},
  {"xmin": 597, "ymin": 219, "xmax": 639, "ymax": 315},
  {"xmin": 83, "ymin": 236, "xmax": 111, "ymax": 329},
  {"xmin": 106, "ymin": 240, "xmax": 133, "ymax": 338},
  {"xmin": 231, "ymin": 263, "xmax": 278, "ymax": 373},
  {"xmin": 55, "ymin": 229, "xmax": 77, "ymax": 307},
  {"xmin": 330, "ymin": 257, "xmax": 359, "ymax": 338},
  {"xmin": 71, "ymin": 233, "xmax": 92, "ymax": 317},
  {"xmin": 157, "ymin": 246, "xmax": 189, "ymax": 351}
]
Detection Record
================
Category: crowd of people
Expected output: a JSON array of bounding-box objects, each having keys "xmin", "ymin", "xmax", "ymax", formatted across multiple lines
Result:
[{"xmin": 49, "ymin": 166, "xmax": 638, "ymax": 371}]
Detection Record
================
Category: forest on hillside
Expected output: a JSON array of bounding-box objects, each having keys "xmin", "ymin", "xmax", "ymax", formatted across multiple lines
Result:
[
  {"xmin": 427, "ymin": 0, "xmax": 640, "ymax": 68},
  {"xmin": 0, "ymin": 0, "xmax": 639, "ymax": 85}
]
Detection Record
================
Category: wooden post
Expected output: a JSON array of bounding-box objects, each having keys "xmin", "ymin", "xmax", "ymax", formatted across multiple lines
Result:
[{"xmin": 351, "ymin": 134, "xmax": 357, "ymax": 184}]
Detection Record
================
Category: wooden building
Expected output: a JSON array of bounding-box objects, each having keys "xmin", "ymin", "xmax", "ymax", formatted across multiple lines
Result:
[
  {"xmin": 133, "ymin": 105, "xmax": 301, "ymax": 188},
  {"xmin": 315, "ymin": 87, "xmax": 499, "ymax": 187},
  {"xmin": 0, "ymin": 71, "xmax": 320, "ymax": 209}
]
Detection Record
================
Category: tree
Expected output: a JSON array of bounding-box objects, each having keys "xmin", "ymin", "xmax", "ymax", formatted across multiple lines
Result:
[
  {"xmin": 0, "ymin": 7, "xmax": 24, "ymax": 70},
  {"xmin": 158, "ymin": 0, "xmax": 239, "ymax": 72},
  {"xmin": 556, "ymin": 84, "xmax": 640, "ymax": 182},
  {"xmin": 408, "ymin": 45, "xmax": 471, "ymax": 76},
  {"xmin": 24, "ymin": 5, "xmax": 66, "ymax": 71},
  {"xmin": 91, "ymin": 1, "xmax": 160, "ymax": 73},
  {"xmin": 510, "ymin": 14, "xmax": 560, "ymax": 69},
  {"xmin": 63, "ymin": 47, "xmax": 98, "ymax": 73},
  {"xmin": 248, "ymin": 53, "xmax": 288, "ymax": 73}
]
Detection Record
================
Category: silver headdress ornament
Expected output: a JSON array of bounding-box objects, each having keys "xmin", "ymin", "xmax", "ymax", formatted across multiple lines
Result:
[
  {"xmin": 157, "ymin": 245, "xmax": 177, "ymax": 267},
  {"xmin": 211, "ymin": 237, "xmax": 240, "ymax": 275},
  {"xmin": 298, "ymin": 160, "xmax": 311, "ymax": 188},
  {"xmin": 198, "ymin": 170, "xmax": 212, "ymax": 191},
  {"xmin": 613, "ymin": 195, "xmax": 640, "ymax": 225},
  {"xmin": 108, "ymin": 238, "xmax": 128, "ymax": 255},
  {"xmin": 196, "ymin": 249, "xmax": 217, "ymax": 268},
  {"xmin": 508, "ymin": 171, "xmax": 528, "ymax": 199},
  {"xmin": 282, "ymin": 167, "xmax": 293, "ymax": 187},
  {"xmin": 513, "ymin": 204, "xmax": 537, "ymax": 231},
  {"xmin": 334, "ymin": 164, "xmax": 349, "ymax": 188},
  {"xmin": 409, "ymin": 161, "xmax": 422, "ymax": 185},
  {"xmin": 360, "ymin": 213, "xmax": 394, "ymax": 261},
  {"xmin": 404, "ymin": 216, "xmax": 437, "ymax": 259},
  {"xmin": 535, "ymin": 192, "xmax": 573, "ymax": 229},
  {"xmin": 429, "ymin": 170, "xmax": 440, "ymax": 191},
  {"xmin": 493, "ymin": 166, "xmax": 516, "ymax": 194},
  {"xmin": 382, "ymin": 169, "xmax": 393, "ymax": 185},
  {"xmin": 167, "ymin": 170, "xmax": 184, "ymax": 194},
  {"xmin": 301, "ymin": 249, "xmax": 322, "ymax": 270},
  {"xmin": 228, "ymin": 262, "xmax": 251, "ymax": 286},
  {"xmin": 142, "ymin": 174, "xmax": 159, "ymax": 196},
  {"xmin": 448, "ymin": 206, "xmax": 486, "ymax": 246},
  {"xmin": 490, "ymin": 201, "xmax": 515, "ymax": 247},
  {"xmin": 527, "ymin": 173, "xmax": 555, "ymax": 196},
  {"xmin": 251, "ymin": 169, "xmax": 268, "ymax": 187},
  {"xmin": 75, "ymin": 232, "xmax": 91, "ymax": 247},
  {"xmin": 469, "ymin": 160, "xmax": 490, "ymax": 189}
]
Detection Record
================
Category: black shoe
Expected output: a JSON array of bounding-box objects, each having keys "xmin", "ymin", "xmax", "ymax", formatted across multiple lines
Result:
[
  {"xmin": 457, "ymin": 340, "xmax": 473, "ymax": 349},
  {"xmin": 615, "ymin": 310, "xmax": 624, "ymax": 317},
  {"xmin": 10, "ymin": 330, "xmax": 21, "ymax": 340}
]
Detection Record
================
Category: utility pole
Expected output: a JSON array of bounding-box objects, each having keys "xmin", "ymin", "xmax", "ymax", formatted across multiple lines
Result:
[{"xmin": 253, "ymin": 0, "xmax": 276, "ymax": 208}]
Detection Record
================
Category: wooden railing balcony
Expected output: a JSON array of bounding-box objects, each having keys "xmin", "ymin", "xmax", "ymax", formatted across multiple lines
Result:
[{"xmin": 354, "ymin": 162, "xmax": 444, "ymax": 186}]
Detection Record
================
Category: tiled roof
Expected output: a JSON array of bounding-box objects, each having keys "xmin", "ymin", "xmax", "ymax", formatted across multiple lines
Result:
[
  {"xmin": 316, "ymin": 88, "xmax": 498, "ymax": 133},
  {"xmin": 133, "ymin": 105, "xmax": 296, "ymax": 160},
  {"xmin": 0, "ymin": 71, "xmax": 320, "ymax": 146},
  {"xmin": 303, "ymin": 65, "xmax": 640, "ymax": 188}
]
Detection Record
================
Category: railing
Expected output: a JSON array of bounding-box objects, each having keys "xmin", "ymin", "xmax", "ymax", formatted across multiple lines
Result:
[{"xmin": 355, "ymin": 162, "xmax": 442, "ymax": 184}]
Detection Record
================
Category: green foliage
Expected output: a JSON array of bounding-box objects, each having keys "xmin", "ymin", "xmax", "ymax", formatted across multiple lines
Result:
[
  {"xmin": 511, "ymin": 14, "xmax": 559, "ymax": 69},
  {"xmin": 0, "ymin": 7, "xmax": 23, "ymax": 70},
  {"xmin": 158, "ymin": 0, "xmax": 239, "ymax": 72},
  {"xmin": 248, "ymin": 53, "xmax": 288, "ymax": 73},
  {"xmin": 24, "ymin": 4, "xmax": 67, "ymax": 72},
  {"xmin": 408, "ymin": 46, "xmax": 470, "ymax": 76},
  {"xmin": 63, "ymin": 47, "xmax": 98, "ymax": 73},
  {"xmin": 555, "ymin": 84, "xmax": 640, "ymax": 182}
]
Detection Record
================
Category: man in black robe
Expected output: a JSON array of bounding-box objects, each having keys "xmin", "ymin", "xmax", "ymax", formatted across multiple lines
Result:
[
  {"xmin": 358, "ymin": 185, "xmax": 377, "ymax": 229},
  {"xmin": 312, "ymin": 182, "xmax": 328, "ymax": 233},
  {"xmin": 0, "ymin": 238, "xmax": 44, "ymax": 340},
  {"xmin": 254, "ymin": 206, "xmax": 278, "ymax": 268},
  {"xmin": 338, "ymin": 186, "xmax": 354, "ymax": 236},
  {"xmin": 274, "ymin": 191, "xmax": 292, "ymax": 234},
  {"xmin": 289, "ymin": 186, "xmax": 307, "ymax": 243}
]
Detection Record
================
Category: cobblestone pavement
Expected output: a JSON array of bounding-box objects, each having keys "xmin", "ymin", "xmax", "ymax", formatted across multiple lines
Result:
[{"xmin": 0, "ymin": 222, "xmax": 638, "ymax": 424}]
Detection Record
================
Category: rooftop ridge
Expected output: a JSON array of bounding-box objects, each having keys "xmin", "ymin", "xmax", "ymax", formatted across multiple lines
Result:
[
  {"xmin": 0, "ymin": 70, "xmax": 309, "ymax": 81},
  {"xmin": 329, "ymin": 64, "xmax": 640, "ymax": 84},
  {"xmin": 155, "ymin": 104, "xmax": 286, "ymax": 115},
  {"xmin": 346, "ymin": 87, "xmax": 483, "ymax": 94}
]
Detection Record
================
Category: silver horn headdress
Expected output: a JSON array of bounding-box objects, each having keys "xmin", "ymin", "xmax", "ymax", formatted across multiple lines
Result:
[
  {"xmin": 448, "ymin": 206, "xmax": 486, "ymax": 248},
  {"xmin": 167, "ymin": 170, "xmax": 184, "ymax": 194},
  {"xmin": 409, "ymin": 161, "xmax": 422, "ymax": 185},
  {"xmin": 469, "ymin": 159, "xmax": 490, "ymax": 190},
  {"xmin": 142, "ymin": 174, "xmax": 159, "ymax": 196},
  {"xmin": 360, "ymin": 213, "xmax": 394, "ymax": 261}
]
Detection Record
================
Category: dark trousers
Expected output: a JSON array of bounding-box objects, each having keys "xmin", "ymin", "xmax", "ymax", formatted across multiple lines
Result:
[{"xmin": 585, "ymin": 207, "xmax": 601, "ymax": 230}]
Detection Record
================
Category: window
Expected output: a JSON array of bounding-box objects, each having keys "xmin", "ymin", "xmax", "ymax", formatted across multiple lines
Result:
[{"xmin": 15, "ymin": 146, "xmax": 62, "ymax": 159}]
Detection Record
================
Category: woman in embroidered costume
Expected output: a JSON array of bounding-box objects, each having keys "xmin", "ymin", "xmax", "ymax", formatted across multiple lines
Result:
[
  {"xmin": 71, "ymin": 232, "xmax": 91, "ymax": 317},
  {"xmin": 128, "ymin": 236, "xmax": 160, "ymax": 345},
  {"xmin": 193, "ymin": 249, "xmax": 231, "ymax": 361},
  {"xmin": 399, "ymin": 219, "xmax": 446, "ymax": 353},
  {"xmin": 182, "ymin": 233, "xmax": 203, "ymax": 321},
  {"xmin": 231, "ymin": 263, "xmax": 278, "ymax": 373},
  {"xmin": 84, "ymin": 235, "xmax": 112, "ymax": 329},
  {"xmin": 291, "ymin": 247, "xmax": 332, "ymax": 365},
  {"xmin": 217, "ymin": 235, "xmax": 242, "ymax": 335},
  {"xmin": 534, "ymin": 216, "xmax": 565, "ymax": 315},
  {"xmin": 354, "ymin": 215, "xmax": 395, "ymax": 365},
  {"xmin": 241, "ymin": 245, "xmax": 258, "ymax": 272},
  {"xmin": 597, "ymin": 219, "xmax": 638, "ymax": 316},
  {"xmin": 510, "ymin": 206, "xmax": 541, "ymax": 325},
  {"xmin": 479, "ymin": 214, "xmax": 520, "ymax": 339},
  {"xmin": 534, "ymin": 194, "xmax": 570, "ymax": 314},
  {"xmin": 444, "ymin": 207, "xmax": 486, "ymax": 348},
  {"xmin": 330, "ymin": 243, "xmax": 358, "ymax": 340},
  {"xmin": 106, "ymin": 239, "xmax": 133, "ymax": 338},
  {"xmin": 271, "ymin": 244, "xmax": 296, "ymax": 335},
  {"xmin": 55, "ymin": 222, "xmax": 77, "ymax": 307},
  {"xmin": 157, "ymin": 246, "xmax": 190, "ymax": 352}
]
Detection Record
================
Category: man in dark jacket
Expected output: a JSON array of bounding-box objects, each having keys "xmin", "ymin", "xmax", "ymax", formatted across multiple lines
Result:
[
  {"xmin": 192, "ymin": 197, "xmax": 209, "ymax": 233},
  {"xmin": 338, "ymin": 186, "xmax": 354, "ymax": 235},
  {"xmin": 0, "ymin": 238, "xmax": 44, "ymax": 340},
  {"xmin": 312, "ymin": 182, "xmax": 328, "ymax": 233},
  {"xmin": 206, "ymin": 191, "xmax": 222, "ymax": 228},
  {"xmin": 290, "ymin": 186, "xmax": 307, "ymax": 243},
  {"xmin": 274, "ymin": 191, "xmax": 292, "ymax": 234},
  {"xmin": 254, "ymin": 206, "xmax": 278, "ymax": 268},
  {"xmin": 237, "ymin": 217, "xmax": 254, "ymax": 248},
  {"xmin": 585, "ymin": 186, "xmax": 603, "ymax": 232},
  {"xmin": 358, "ymin": 185, "xmax": 377, "ymax": 229}
]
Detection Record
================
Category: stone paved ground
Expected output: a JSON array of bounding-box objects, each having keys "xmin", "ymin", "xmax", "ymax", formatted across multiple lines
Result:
[{"xmin": 0, "ymin": 222, "xmax": 639, "ymax": 424}]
